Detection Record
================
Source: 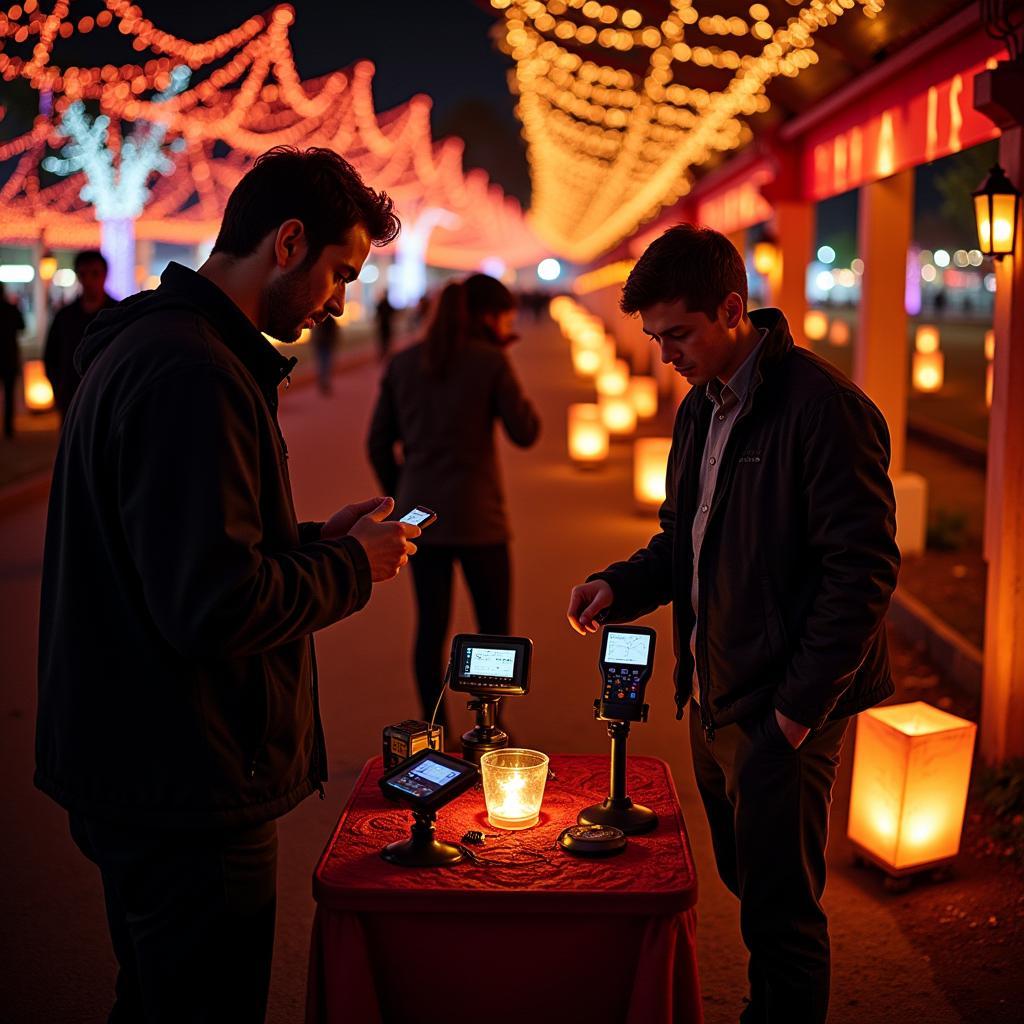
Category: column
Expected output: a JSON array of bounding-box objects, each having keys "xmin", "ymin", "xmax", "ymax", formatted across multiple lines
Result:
[
  {"xmin": 855, "ymin": 170, "xmax": 927, "ymax": 554},
  {"xmin": 770, "ymin": 201, "xmax": 814, "ymax": 347},
  {"xmin": 981, "ymin": 123, "xmax": 1024, "ymax": 762},
  {"xmin": 31, "ymin": 237, "xmax": 48, "ymax": 348}
]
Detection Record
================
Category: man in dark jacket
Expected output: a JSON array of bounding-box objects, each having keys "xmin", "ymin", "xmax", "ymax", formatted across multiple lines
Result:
[
  {"xmin": 567, "ymin": 225, "xmax": 899, "ymax": 1024},
  {"xmin": 43, "ymin": 249, "xmax": 116, "ymax": 418},
  {"xmin": 0, "ymin": 287, "xmax": 24, "ymax": 438},
  {"xmin": 36, "ymin": 147, "xmax": 417, "ymax": 1023}
]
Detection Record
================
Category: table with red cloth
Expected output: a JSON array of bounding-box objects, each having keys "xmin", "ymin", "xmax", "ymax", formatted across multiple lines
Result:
[{"xmin": 306, "ymin": 753, "xmax": 702, "ymax": 1024}]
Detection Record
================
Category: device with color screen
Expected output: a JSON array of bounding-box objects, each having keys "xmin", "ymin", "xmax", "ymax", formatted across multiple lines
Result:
[
  {"xmin": 399, "ymin": 506, "xmax": 437, "ymax": 529},
  {"xmin": 597, "ymin": 625, "xmax": 656, "ymax": 722},
  {"xmin": 448, "ymin": 634, "xmax": 532, "ymax": 697},
  {"xmin": 379, "ymin": 748, "xmax": 478, "ymax": 813}
]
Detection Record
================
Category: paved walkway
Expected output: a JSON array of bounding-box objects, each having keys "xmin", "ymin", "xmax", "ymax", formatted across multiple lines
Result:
[{"xmin": 0, "ymin": 316, "xmax": 961, "ymax": 1022}]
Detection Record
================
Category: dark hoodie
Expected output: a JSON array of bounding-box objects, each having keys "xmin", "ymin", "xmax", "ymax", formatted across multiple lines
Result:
[
  {"xmin": 591, "ymin": 308, "xmax": 900, "ymax": 737},
  {"xmin": 36, "ymin": 263, "xmax": 372, "ymax": 828}
]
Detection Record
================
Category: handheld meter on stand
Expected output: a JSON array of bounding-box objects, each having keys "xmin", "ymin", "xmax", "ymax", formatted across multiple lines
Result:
[{"xmin": 578, "ymin": 625, "xmax": 658, "ymax": 835}]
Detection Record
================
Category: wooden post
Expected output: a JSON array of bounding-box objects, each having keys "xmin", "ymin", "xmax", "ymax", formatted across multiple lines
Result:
[
  {"xmin": 980, "ymin": 123, "xmax": 1024, "ymax": 763},
  {"xmin": 770, "ymin": 201, "xmax": 814, "ymax": 347},
  {"xmin": 855, "ymin": 170, "xmax": 928, "ymax": 554}
]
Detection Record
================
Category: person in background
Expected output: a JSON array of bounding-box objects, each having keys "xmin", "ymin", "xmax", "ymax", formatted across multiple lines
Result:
[
  {"xmin": 0, "ymin": 287, "xmax": 25, "ymax": 439},
  {"xmin": 367, "ymin": 274, "xmax": 540, "ymax": 733},
  {"xmin": 43, "ymin": 250, "xmax": 117, "ymax": 420},
  {"xmin": 311, "ymin": 313, "xmax": 341, "ymax": 395},
  {"xmin": 375, "ymin": 289, "xmax": 394, "ymax": 361},
  {"xmin": 567, "ymin": 225, "xmax": 899, "ymax": 1024}
]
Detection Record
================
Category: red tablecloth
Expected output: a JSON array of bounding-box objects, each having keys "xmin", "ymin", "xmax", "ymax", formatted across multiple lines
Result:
[{"xmin": 306, "ymin": 754, "xmax": 702, "ymax": 1024}]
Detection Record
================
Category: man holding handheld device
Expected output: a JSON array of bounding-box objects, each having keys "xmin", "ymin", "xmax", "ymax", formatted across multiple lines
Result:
[{"xmin": 567, "ymin": 226, "xmax": 898, "ymax": 1023}]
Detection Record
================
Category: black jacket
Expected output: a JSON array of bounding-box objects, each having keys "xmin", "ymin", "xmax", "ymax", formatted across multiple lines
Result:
[
  {"xmin": 592, "ymin": 308, "xmax": 899, "ymax": 736},
  {"xmin": 367, "ymin": 338, "xmax": 540, "ymax": 546},
  {"xmin": 43, "ymin": 294, "xmax": 117, "ymax": 412},
  {"xmin": 36, "ymin": 263, "xmax": 372, "ymax": 828}
]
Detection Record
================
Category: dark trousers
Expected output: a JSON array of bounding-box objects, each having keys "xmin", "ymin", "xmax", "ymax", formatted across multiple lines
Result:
[
  {"xmin": 69, "ymin": 814, "xmax": 278, "ymax": 1024},
  {"xmin": 689, "ymin": 701, "xmax": 850, "ymax": 1024},
  {"xmin": 409, "ymin": 543, "xmax": 510, "ymax": 732},
  {"xmin": 2, "ymin": 370, "xmax": 16, "ymax": 437}
]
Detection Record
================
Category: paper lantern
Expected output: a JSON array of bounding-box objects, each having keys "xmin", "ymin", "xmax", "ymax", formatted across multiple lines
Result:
[
  {"xmin": 480, "ymin": 748, "xmax": 549, "ymax": 830},
  {"xmin": 567, "ymin": 403, "xmax": 608, "ymax": 466},
  {"xmin": 912, "ymin": 350, "xmax": 944, "ymax": 393},
  {"xmin": 634, "ymin": 438, "xmax": 671, "ymax": 511},
  {"xmin": 629, "ymin": 376, "xmax": 658, "ymax": 419},
  {"xmin": 599, "ymin": 394, "xmax": 637, "ymax": 436},
  {"xmin": 804, "ymin": 309, "xmax": 828, "ymax": 342},
  {"xmin": 753, "ymin": 240, "xmax": 778, "ymax": 276},
  {"xmin": 23, "ymin": 360, "xmax": 54, "ymax": 412},
  {"xmin": 914, "ymin": 325, "xmax": 940, "ymax": 354},
  {"xmin": 828, "ymin": 319, "xmax": 850, "ymax": 347},
  {"xmin": 848, "ymin": 702, "xmax": 977, "ymax": 875},
  {"xmin": 596, "ymin": 358, "xmax": 630, "ymax": 397}
]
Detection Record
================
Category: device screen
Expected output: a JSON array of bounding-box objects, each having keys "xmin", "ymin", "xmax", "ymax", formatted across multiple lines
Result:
[
  {"xmin": 400, "ymin": 507, "xmax": 433, "ymax": 527},
  {"xmin": 604, "ymin": 631, "xmax": 651, "ymax": 666},
  {"xmin": 387, "ymin": 756, "xmax": 462, "ymax": 800},
  {"xmin": 464, "ymin": 646, "xmax": 516, "ymax": 680}
]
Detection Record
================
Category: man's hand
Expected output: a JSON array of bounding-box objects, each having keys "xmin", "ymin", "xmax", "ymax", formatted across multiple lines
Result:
[
  {"xmin": 567, "ymin": 580, "xmax": 614, "ymax": 635},
  {"xmin": 348, "ymin": 497, "xmax": 420, "ymax": 582},
  {"xmin": 322, "ymin": 496, "xmax": 389, "ymax": 540},
  {"xmin": 775, "ymin": 708, "xmax": 811, "ymax": 749}
]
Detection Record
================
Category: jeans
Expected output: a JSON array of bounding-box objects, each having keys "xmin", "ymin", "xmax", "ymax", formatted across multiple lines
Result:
[{"xmin": 69, "ymin": 813, "xmax": 278, "ymax": 1024}]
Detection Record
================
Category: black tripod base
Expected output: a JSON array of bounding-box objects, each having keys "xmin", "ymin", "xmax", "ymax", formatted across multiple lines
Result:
[
  {"xmin": 578, "ymin": 799, "xmax": 658, "ymax": 836},
  {"xmin": 381, "ymin": 835, "xmax": 464, "ymax": 867},
  {"xmin": 460, "ymin": 727, "xmax": 508, "ymax": 766}
]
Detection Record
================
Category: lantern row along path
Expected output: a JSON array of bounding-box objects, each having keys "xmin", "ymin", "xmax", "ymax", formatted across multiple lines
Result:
[{"xmin": 0, "ymin": 314, "xmax": 961, "ymax": 1023}]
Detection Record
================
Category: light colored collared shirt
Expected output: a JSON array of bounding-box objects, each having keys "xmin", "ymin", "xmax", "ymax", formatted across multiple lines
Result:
[{"xmin": 690, "ymin": 331, "xmax": 766, "ymax": 703}]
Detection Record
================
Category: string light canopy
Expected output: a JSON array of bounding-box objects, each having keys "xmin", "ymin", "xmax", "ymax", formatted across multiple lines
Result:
[
  {"xmin": 490, "ymin": 0, "xmax": 887, "ymax": 262},
  {"xmin": 0, "ymin": 2, "xmax": 543, "ymax": 272}
]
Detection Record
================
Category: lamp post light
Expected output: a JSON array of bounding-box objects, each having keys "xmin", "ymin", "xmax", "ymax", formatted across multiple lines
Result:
[{"xmin": 972, "ymin": 164, "xmax": 1021, "ymax": 260}]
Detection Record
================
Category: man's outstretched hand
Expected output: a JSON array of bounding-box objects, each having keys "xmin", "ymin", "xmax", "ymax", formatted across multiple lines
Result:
[
  {"xmin": 322, "ymin": 496, "xmax": 391, "ymax": 540},
  {"xmin": 346, "ymin": 497, "xmax": 421, "ymax": 582},
  {"xmin": 566, "ymin": 579, "xmax": 614, "ymax": 635}
]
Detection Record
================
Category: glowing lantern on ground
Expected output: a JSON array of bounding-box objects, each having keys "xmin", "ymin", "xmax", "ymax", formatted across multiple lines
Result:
[
  {"xmin": 753, "ymin": 240, "xmax": 778, "ymax": 276},
  {"xmin": 571, "ymin": 341, "xmax": 603, "ymax": 377},
  {"xmin": 912, "ymin": 351, "xmax": 944, "ymax": 392},
  {"xmin": 848, "ymin": 702, "xmax": 977, "ymax": 875},
  {"xmin": 973, "ymin": 163, "xmax": 1020, "ymax": 260},
  {"xmin": 828, "ymin": 319, "xmax": 850, "ymax": 347},
  {"xmin": 914, "ymin": 325, "xmax": 940, "ymax": 354},
  {"xmin": 23, "ymin": 360, "xmax": 54, "ymax": 412},
  {"xmin": 596, "ymin": 359, "xmax": 630, "ymax": 397},
  {"xmin": 634, "ymin": 438, "xmax": 672, "ymax": 511},
  {"xmin": 568, "ymin": 404, "xmax": 608, "ymax": 466},
  {"xmin": 599, "ymin": 394, "xmax": 637, "ymax": 436},
  {"xmin": 629, "ymin": 376, "xmax": 658, "ymax": 419},
  {"xmin": 804, "ymin": 310, "xmax": 828, "ymax": 342}
]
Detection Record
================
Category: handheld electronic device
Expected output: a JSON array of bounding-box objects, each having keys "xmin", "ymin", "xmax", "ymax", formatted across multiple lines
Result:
[
  {"xmin": 378, "ymin": 749, "xmax": 479, "ymax": 867},
  {"xmin": 578, "ymin": 624, "xmax": 659, "ymax": 836},
  {"xmin": 597, "ymin": 625, "xmax": 656, "ymax": 723},
  {"xmin": 557, "ymin": 824, "xmax": 627, "ymax": 857},
  {"xmin": 399, "ymin": 505, "xmax": 437, "ymax": 529}
]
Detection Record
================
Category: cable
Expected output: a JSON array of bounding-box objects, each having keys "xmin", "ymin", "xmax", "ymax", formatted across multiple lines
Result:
[{"xmin": 428, "ymin": 659, "xmax": 452, "ymax": 749}]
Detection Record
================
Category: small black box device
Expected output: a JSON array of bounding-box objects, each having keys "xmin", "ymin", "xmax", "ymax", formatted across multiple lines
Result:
[
  {"xmin": 382, "ymin": 720, "xmax": 444, "ymax": 770},
  {"xmin": 378, "ymin": 749, "xmax": 478, "ymax": 814}
]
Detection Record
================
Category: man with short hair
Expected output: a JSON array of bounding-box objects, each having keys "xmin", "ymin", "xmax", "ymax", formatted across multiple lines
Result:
[
  {"xmin": 37, "ymin": 147, "xmax": 416, "ymax": 1023},
  {"xmin": 43, "ymin": 249, "xmax": 116, "ymax": 418},
  {"xmin": 567, "ymin": 224, "xmax": 899, "ymax": 1023}
]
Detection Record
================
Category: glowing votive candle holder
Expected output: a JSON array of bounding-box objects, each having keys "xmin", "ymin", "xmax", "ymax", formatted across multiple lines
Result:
[
  {"xmin": 479, "ymin": 748, "xmax": 549, "ymax": 830},
  {"xmin": 629, "ymin": 376, "xmax": 658, "ymax": 418},
  {"xmin": 23, "ymin": 359, "xmax": 54, "ymax": 412}
]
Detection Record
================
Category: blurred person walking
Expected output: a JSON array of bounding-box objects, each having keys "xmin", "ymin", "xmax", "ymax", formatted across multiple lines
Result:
[
  {"xmin": 375, "ymin": 289, "xmax": 394, "ymax": 360},
  {"xmin": 311, "ymin": 313, "xmax": 342, "ymax": 394},
  {"xmin": 0, "ymin": 287, "xmax": 25, "ymax": 439},
  {"xmin": 43, "ymin": 250, "xmax": 116, "ymax": 420},
  {"xmin": 367, "ymin": 275, "xmax": 540, "ymax": 733}
]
